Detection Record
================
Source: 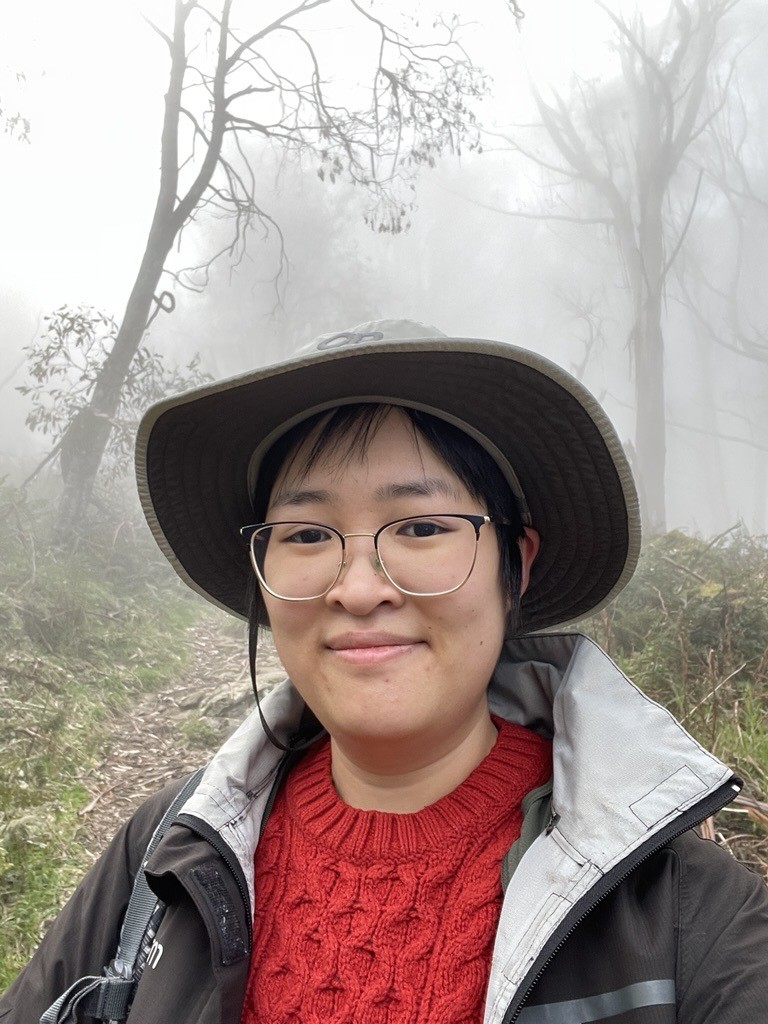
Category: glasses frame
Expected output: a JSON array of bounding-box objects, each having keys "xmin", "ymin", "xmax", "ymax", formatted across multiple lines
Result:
[{"xmin": 240, "ymin": 513, "xmax": 508, "ymax": 600}]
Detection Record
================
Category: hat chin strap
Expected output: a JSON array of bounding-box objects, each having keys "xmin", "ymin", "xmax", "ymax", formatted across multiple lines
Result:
[{"xmin": 248, "ymin": 621, "xmax": 322, "ymax": 753}]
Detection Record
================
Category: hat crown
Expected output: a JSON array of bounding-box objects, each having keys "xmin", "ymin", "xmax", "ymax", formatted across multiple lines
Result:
[{"xmin": 302, "ymin": 318, "xmax": 446, "ymax": 356}]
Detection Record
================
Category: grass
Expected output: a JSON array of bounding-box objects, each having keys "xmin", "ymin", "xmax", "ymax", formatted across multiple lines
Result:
[
  {"xmin": 181, "ymin": 712, "xmax": 222, "ymax": 749},
  {"xmin": 0, "ymin": 482, "xmax": 200, "ymax": 988}
]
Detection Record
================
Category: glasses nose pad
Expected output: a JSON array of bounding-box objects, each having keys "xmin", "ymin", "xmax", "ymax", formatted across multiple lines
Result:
[{"xmin": 335, "ymin": 547, "xmax": 386, "ymax": 585}]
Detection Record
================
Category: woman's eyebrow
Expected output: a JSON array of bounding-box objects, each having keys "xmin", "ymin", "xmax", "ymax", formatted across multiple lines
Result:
[
  {"xmin": 269, "ymin": 487, "xmax": 334, "ymax": 510},
  {"xmin": 270, "ymin": 476, "xmax": 461, "ymax": 511},
  {"xmin": 373, "ymin": 477, "xmax": 462, "ymax": 501}
]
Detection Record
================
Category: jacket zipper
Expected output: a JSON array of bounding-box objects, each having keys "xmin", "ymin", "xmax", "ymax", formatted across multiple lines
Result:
[
  {"xmin": 175, "ymin": 748, "xmax": 305, "ymax": 949},
  {"xmin": 176, "ymin": 813, "xmax": 254, "ymax": 946},
  {"xmin": 259, "ymin": 748, "xmax": 306, "ymax": 838},
  {"xmin": 500, "ymin": 777, "xmax": 742, "ymax": 1024}
]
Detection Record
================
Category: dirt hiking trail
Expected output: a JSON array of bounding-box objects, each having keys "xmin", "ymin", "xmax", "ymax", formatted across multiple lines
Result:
[{"xmin": 77, "ymin": 615, "xmax": 285, "ymax": 863}]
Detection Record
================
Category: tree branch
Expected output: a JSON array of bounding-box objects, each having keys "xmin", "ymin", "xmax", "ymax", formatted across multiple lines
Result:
[
  {"xmin": 140, "ymin": 12, "xmax": 173, "ymax": 52},
  {"xmin": 435, "ymin": 180, "xmax": 612, "ymax": 224},
  {"xmin": 662, "ymin": 166, "xmax": 704, "ymax": 279},
  {"xmin": 226, "ymin": 0, "xmax": 332, "ymax": 69}
]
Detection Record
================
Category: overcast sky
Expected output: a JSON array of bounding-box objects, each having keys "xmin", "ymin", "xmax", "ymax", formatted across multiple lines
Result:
[
  {"xmin": 2, "ymin": 1, "xmax": 765, "ymax": 535},
  {"xmin": 1, "ymin": 0, "xmax": 671, "ymax": 317}
]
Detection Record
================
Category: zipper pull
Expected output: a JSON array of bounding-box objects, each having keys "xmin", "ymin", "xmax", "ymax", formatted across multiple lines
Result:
[{"xmin": 545, "ymin": 811, "xmax": 561, "ymax": 836}]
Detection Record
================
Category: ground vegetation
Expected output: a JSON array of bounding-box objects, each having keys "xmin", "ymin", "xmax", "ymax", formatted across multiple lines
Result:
[
  {"xmin": 0, "ymin": 483, "xmax": 200, "ymax": 986},
  {"xmin": 581, "ymin": 527, "xmax": 768, "ymax": 875},
  {"xmin": 1, "ymin": 492, "xmax": 766, "ymax": 985}
]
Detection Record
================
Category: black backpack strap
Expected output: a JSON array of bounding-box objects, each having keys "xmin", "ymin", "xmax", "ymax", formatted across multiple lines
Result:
[{"xmin": 40, "ymin": 767, "xmax": 206, "ymax": 1024}]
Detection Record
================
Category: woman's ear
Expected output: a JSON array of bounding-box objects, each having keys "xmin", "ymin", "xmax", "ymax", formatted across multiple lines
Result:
[{"xmin": 518, "ymin": 527, "xmax": 540, "ymax": 596}]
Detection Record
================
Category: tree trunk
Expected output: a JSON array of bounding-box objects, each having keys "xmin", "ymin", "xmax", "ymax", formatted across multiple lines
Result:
[
  {"xmin": 617, "ymin": 201, "xmax": 668, "ymax": 536},
  {"xmin": 48, "ymin": 0, "xmax": 488, "ymax": 547},
  {"xmin": 754, "ymin": 444, "xmax": 767, "ymax": 535},
  {"xmin": 698, "ymin": 333, "xmax": 728, "ymax": 528},
  {"xmin": 55, "ymin": 233, "xmax": 173, "ymax": 547},
  {"xmin": 54, "ymin": 1, "xmax": 194, "ymax": 548},
  {"xmin": 634, "ymin": 289, "xmax": 667, "ymax": 536}
]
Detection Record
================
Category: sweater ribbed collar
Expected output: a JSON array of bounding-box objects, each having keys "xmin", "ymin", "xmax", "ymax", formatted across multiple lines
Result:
[{"xmin": 281, "ymin": 718, "xmax": 551, "ymax": 860}]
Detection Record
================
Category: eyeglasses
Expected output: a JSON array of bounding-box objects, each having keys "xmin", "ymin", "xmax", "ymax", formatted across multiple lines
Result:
[{"xmin": 240, "ymin": 513, "xmax": 506, "ymax": 600}]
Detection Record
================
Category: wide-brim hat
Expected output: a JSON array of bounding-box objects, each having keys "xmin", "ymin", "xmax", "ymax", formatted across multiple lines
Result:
[{"xmin": 136, "ymin": 319, "xmax": 641, "ymax": 633}]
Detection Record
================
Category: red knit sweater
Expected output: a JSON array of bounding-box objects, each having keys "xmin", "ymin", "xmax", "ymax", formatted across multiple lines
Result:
[{"xmin": 240, "ymin": 719, "xmax": 551, "ymax": 1024}]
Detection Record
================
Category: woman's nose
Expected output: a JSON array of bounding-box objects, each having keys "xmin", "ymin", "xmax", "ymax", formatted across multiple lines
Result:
[{"xmin": 324, "ymin": 538, "xmax": 404, "ymax": 612}]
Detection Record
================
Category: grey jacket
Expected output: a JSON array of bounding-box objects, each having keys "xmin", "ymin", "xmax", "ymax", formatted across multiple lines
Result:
[{"xmin": 2, "ymin": 632, "xmax": 767, "ymax": 1023}]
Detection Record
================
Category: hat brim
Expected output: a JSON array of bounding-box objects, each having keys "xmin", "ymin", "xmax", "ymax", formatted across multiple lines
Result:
[{"xmin": 136, "ymin": 337, "xmax": 640, "ymax": 633}]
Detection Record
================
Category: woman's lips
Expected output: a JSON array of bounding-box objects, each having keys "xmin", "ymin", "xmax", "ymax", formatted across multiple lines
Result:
[{"xmin": 326, "ymin": 633, "xmax": 423, "ymax": 665}]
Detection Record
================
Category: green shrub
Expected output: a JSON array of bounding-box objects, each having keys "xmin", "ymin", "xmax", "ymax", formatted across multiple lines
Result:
[{"xmin": 182, "ymin": 713, "xmax": 221, "ymax": 749}]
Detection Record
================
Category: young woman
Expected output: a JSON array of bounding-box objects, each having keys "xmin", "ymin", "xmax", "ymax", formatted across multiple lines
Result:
[{"xmin": 3, "ymin": 320, "xmax": 767, "ymax": 1024}]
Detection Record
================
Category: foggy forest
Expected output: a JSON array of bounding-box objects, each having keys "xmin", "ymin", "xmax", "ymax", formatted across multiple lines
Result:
[{"xmin": 1, "ymin": 0, "xmax": 767, "ymax": 987}]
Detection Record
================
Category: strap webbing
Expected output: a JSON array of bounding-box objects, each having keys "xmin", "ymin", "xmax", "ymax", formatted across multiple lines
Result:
[
  {"xmin": 40, "ymin": 974, "xmax": 136, "ymax": 1024},
  {"xmin": 111, "ymin": 768, "xmax": 206, "ymax": 973},
  {"xmin": 40, "ymin": 767, "xmax": 206, "ymax": 1024}
]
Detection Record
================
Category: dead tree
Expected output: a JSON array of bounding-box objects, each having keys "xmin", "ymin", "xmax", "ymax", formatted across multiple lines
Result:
[
  {"xmin": 488, "ymin": 0, "xmax": 738, "ymax": 535},
  {"xmin": 674, "ymin": 20, "xmax": 768, "ymax": 530},
  {"xmin": 54, "ymin": 0, "xmax": 505, "ymax": 546}
]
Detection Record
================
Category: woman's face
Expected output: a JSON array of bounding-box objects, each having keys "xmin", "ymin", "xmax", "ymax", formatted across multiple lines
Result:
[{"xmin": 260, "ymin": 408, "xmax": 529, "ymax": 755}]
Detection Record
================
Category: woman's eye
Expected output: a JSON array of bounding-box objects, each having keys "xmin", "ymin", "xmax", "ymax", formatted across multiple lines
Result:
[
  {"xmin": 398, "ymin": 519, "xmax": 447, "ymax": 538},
  {"xmin": 285, "ymin": 527, "xmax": 331, "ymax": 544}
]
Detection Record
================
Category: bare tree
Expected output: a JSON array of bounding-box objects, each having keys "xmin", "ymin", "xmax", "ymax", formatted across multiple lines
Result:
[
  {"xmin": 673, "ymin": 7, "xmax": 768, "ymax": 531},
  {"xmin": 485, "ymin": 0, "xmax": 737, "ymax": 534},
  {"xmin": 677, "ymin": 30, "xmax": 768, "ymax": 368},
  {"xmin": 55, "ymin": 0, "xmax": 513, "ymax": 546}
]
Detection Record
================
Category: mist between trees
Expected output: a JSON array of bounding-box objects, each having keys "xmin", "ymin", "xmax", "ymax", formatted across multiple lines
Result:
[
  {"xmin": 0, "ymin": 0, "xmax": 765, "ymax": 540},
  {"xmin": 2, "ymin": 0, "xmax": 766, "ymax": 539},
  {"xmin": 0, "ymin": 0, "xmax": 765, "ymax": 539}
]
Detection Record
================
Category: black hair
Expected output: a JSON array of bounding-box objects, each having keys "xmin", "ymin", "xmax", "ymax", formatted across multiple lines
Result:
[{"xmin": 246, "ymin": 403, "xmax": 526, "ymax": 636}]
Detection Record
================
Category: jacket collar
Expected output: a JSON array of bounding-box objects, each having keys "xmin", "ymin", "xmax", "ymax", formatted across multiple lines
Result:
[
  {"xmin": 490, "ymin": 632, "xmax": 731, "ymax": 868},
  {"xmin": 484, "ymin": 633, "xmax": 733, "ymax": 1023}
]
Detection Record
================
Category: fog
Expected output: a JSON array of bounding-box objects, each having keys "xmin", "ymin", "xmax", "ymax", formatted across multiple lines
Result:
[{"xmin": 2, "ymin": 0, "xmax": 767, "ymax": 538}]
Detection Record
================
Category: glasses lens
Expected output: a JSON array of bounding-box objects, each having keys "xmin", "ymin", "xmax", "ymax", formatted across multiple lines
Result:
[
  {"xmin": 251, "ymin": 523, "xmax": 343, "ymax": 599},
  {"xmin": 377, "ymin": 515, "xmax": 478, "ymax": 595}
]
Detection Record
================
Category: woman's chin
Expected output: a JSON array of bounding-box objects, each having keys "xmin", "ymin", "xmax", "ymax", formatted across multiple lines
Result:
[{"xmin": 328, "ymin": 709, "xmax": 436, "ymax": 750}]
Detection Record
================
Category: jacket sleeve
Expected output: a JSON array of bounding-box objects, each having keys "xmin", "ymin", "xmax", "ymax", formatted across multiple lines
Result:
[
  {"xmin": 0, "ymin": 777, "xmax": 191, "ymax": 1024},
  {"xmin": 675, "ymin": 830, "xmax": 768, "ymax": 1023}
]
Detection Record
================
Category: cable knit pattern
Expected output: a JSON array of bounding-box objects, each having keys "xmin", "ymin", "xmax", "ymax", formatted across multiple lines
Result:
[{"xmin": 240, "ymin": 719, "xmax": 551, "ymax": 1024}]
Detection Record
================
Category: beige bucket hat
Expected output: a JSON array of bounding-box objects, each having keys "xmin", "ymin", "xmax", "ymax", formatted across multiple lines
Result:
[{"xmin": 136, "ymin": 319, "xmax": 641, "ymax": 633}]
